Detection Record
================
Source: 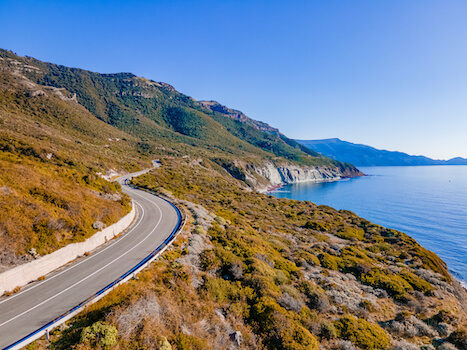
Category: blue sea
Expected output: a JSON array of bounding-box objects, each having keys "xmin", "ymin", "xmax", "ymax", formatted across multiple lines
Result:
[{"xmin": 271, "ymin": 166, "xmax": 467, "ymax": 285}]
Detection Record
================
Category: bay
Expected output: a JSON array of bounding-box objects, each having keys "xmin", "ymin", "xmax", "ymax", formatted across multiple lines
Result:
[{"xmin": 270, "ymin": 166, "xmax": 467, "ymax": 284}]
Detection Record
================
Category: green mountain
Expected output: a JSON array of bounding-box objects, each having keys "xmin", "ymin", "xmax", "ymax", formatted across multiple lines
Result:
[
  {"xmin": 0, "ymin": 49, "xmax": 361, "ymax": 186},
  {"xmin": 297, "ymin": 138, "xmax": 467, "ymax": 166},
  {"xmin": 0, "ymin": 48, "xmax": 361, "ymax": 267}
]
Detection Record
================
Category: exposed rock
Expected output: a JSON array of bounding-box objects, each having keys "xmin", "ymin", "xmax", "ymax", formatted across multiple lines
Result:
[
  {"xmin": 92, "ymin": 221, "xmax": 107, "ymax": 230},
  {"xmin": 227, "ymin": 160, "xmax": 362, "ymax": 192},
  {"xmin": 27, "ymin": 248, "xmax": 40, "ymax": 259},
  {"xmin": 438, "ymin": 322, "xmax": 453, "ymax": 337},
  {"xmin": 438, "ymin": 343, "xmax": 458, "ymax": 350},
  {"xmin": 177, "ymin": 231, "xmax": 213, "ymax": 288},
  {"xmin": 278, "ymin": 292, "xmax": 304, "ymax": 312},
  {"xmin": 229, "ymin": 331, "xmax": 243, "ymax": 347},
  {"xmin": 199, "ymin": 100, "xmax": 279, "ymax": 134},
  {"xmin": 392, "ymin": 339, "xmax": 420, "ymax": 350}
]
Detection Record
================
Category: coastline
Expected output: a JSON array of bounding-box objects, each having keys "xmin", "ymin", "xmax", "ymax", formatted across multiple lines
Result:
[
  {"xmin": 261, "ymin": 173, "xmax": 364, "ymax": 194},
  {"xmin": 267, "ymin": 165, "xmax": 467, "ymax": 287}
]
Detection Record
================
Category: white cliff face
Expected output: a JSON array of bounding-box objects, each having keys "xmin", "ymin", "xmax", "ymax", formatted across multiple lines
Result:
[
  {"xmin": 250, "ymin": 161, "xmax": 346, "ymax": 192},
  {"xmin": 277, "ymin": 165, "xmax": 342, "ymax": 183},
  {"xmin": 223, "ymin": 160, "xmax": 356, "ymax": 193},
  {"xmin": 252, "ymin": 162, "xmax": 283, "ymax": 186}
]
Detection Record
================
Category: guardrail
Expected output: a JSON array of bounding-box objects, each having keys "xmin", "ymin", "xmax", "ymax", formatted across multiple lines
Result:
[{"xmin": 4, "ymin": 183, "xmax": 186, "ymax": 350}]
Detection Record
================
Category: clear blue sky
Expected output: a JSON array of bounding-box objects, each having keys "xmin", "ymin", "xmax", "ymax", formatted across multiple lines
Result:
[{"xmin": 1, "ymin": 0, "xmax": 466, "ymax": 159}]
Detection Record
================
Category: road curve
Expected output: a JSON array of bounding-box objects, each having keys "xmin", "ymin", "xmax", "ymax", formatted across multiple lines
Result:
[{"xmin": 0, "ymin": 171, "xmax": 179, "ymax": 349}]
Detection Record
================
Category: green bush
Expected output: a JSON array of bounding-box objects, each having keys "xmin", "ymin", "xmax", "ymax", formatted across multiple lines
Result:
[
  {"xmin": 334, "ymin": 316, "xmax": 390, "ymax": 350},
  {"xmin": 294, "ymin": 250, "xmax": 321, "ymax": 266},
  {"xmin": 158, "ymin": 336, "xmax": 172, "ymax": 350},
  {"xmin": 174, "ymin": 333, "xmax": 209, "ymax": 350},
  {"xmin": 399, "ymin": 271, "xmax": 433, "ymax": 292},
  {"xmin": 320, "ymin": 320, "xmax": 337, "ymax": 339},
  {"xmin": 274, "ymin": 258, "xmax": 301, "ymax": 279},
  {"xmin": 194, "ymin": 225, "xmax": 206, "ymax": 234},
  {"xmin": 318, "ymin": 253, "xmax": 340, "ymax": 270},
  {"xmin": 214, "ymin": 215, "xmax": 227, "ymax": 226},
  {"xmin": 80, "ymin": 321, "xmax": 118, "ymax": 348},
  {"xmin": 204, "ymin": 277, "xmax": 253, "ymax": 304},
  {"xmin": 304, "ymin": 221, "xmax": 331, "ymax": 231},
  {"xmin": 336, "ymin": 226, "xmax": 365, "ymax": 241},
  {"xmin": 360, "ymin": 268, "xmax": 412, "ymax": 299}
]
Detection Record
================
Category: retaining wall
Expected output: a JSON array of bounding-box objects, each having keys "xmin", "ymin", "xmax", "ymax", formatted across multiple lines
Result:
[{"xmin": 0, "ymin": 204, "xmax": 136, "ymax": 296}]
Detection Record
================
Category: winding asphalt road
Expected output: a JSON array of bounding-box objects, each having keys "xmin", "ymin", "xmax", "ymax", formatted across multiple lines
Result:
[{"xmin": 0, "ymin": 171, "xmax": 179, "ymax": 349}]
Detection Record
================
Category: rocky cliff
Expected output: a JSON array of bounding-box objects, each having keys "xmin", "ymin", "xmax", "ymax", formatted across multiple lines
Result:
[{"xmin": 220, "ymin": 160, "xmax": 363, "ymax": 192}]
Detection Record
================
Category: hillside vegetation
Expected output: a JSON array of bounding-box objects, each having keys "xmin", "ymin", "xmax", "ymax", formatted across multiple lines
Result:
[
  {"xmin": 0, "ymin": 62, "xmax": 145, "ymax": 270},
  {"xmin": 37, "ymin": 157, "xmax": 467, "ymax": 350},
  {"xmin": 0, "ymin": 49, "xmax": 361, "ymax": 269},
  {"xmin": 1, "ymin": 49, "xmax": 465, "ymax": 350},
  {"xmin": 0, "ymin": 49, "xmax": 359, "ymax": 172}
]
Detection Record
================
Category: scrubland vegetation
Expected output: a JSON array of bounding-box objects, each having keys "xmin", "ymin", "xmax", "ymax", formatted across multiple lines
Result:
[
  {"xmin": 32, "ymin": 157, "xmax": 467, "ymax": 350},
  {"xmin": 0, "ymin": 48, "xmax": 360, "ymax": 271},
  {"xmin": 0, "ymin": 68, "xmax": 141, "ymax": 270}
]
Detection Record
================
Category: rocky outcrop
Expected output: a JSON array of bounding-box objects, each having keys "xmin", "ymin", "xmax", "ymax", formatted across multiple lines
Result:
[
  {"xmin": 199, "ymin": 100, "xmax": 280, "ymax": 134},
  {"xmin": 228, "ymin": 161, "xmax": 363, "ymax": 192}
]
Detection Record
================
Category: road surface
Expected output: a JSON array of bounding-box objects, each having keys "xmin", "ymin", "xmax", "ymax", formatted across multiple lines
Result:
[{"xmin": 0, "ymin": 172, "xmax": 179, "ymax": 349}]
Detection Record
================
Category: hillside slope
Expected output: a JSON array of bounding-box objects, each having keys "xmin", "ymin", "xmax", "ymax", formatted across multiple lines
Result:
[
  {"xmin": 36, "ymin": 157, "xmax": 467, "ymax": 350},
  {"xmin": 0, "ymin": 49, "xmax": 361, "ymax": 190},
  {"xmin": 0, "ymin": 50, "xmax": 362, "ymax": 271},
  {"xmin": 297, "ymin": 138, "xmax": 467, "ymax": 166},
  {"xmin": 0, "ymin": 68, "xmax": 143, "ymax": 272}
]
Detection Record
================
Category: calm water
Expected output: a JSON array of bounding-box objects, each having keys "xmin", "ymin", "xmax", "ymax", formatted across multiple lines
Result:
[{"xmin": 271, "ymin": 166, "xmax": 467, "ymax": 284}]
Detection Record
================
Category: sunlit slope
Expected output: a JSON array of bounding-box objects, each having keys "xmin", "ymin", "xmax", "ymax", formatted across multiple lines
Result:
[
  {"xmin": 0, "ymin": 68, "xmax": 142, "ymax": 271},
  {"xmin": 0, "ymin": 49, "xmax": 359, "ymax": 173}
]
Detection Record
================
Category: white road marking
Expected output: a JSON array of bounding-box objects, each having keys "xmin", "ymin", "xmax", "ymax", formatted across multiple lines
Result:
[
  {"xmin": 0, "ymin": 200, "xmax": 145, "ymax": 306},
  {"xmin": 0, "ymin": 184, "xmax": 174, "ymax": 329}
]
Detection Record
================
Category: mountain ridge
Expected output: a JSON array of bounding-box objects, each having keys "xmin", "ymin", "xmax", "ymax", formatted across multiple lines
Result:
[
  {"xmin": 296, "ymin": 138, "xmax": 467, "ymax": 166},
  {"xmin": 0, "ymin": 48, "xmax": 362, "ymax": 188}
]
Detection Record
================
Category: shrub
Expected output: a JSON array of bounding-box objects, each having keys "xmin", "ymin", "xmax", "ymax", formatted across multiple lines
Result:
[
  {"xmin": 158, "ymin": 336, "xmax": 172, "ymax": 350},
  {"xmin": 334, "ymin": 315, "xmax": 390, "ymax": 350},
  {"xmin": 448, "ymin": 329, "xmax": 467, "ymax": 350},
  {"xmin": 399, "ymin": 271, "xmax": 433, "ymax": 292},
  {"xmin": 274, "ymin": 258, "xmax": 301, "ymax": 279},
  {"xmin": 304, "ymin": 221, "xmax": 331, "ymax": 231},
  {"xmin": 199, "ymin": 249, "xmax": 220, "ymax": 271},
  {"xmin": 321, "ymin": 320, "xmax": 337, "ymax": 339},
  {"xmin": 336, "ymin": 227, "xmax": 365, "ymax": 241},
  {"xmin": 297, "ymin": 281, "xmax": 329, "ymax": 312},
  {"xmin": 80, "ymin": 321, "xmax": 118, "ymax": 348},
  {"xmin": 204, "ymin": 277, "xmax": 253, "ymax": 304},
  {"xmin": 294, "ymin": 249, "xmax": 321, "ymax": 266},
  {"xmin": 214, "ymin": 215, "xmax": 227, "ymax": 226},
  {"xmin": 318, "ymin": 253, "xmax": 340, "ymax": 270},
  {"xmin": 414, "ymin": 247, "xmax": 451, "ymax": 282},
  {"xmin": 194, "ymin": 225, "xmax": 206, "ymax": 234},
  {"xmin": 360, "ymin": 268, "xmax": 412, "ymax": 299},
  {"xmin": 173, "ymin": 333, "xmax": 209, "ymax": 350},
  {"xmin": 261, "ymin": 308, "xmax": 319, "ymax": 350}
]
